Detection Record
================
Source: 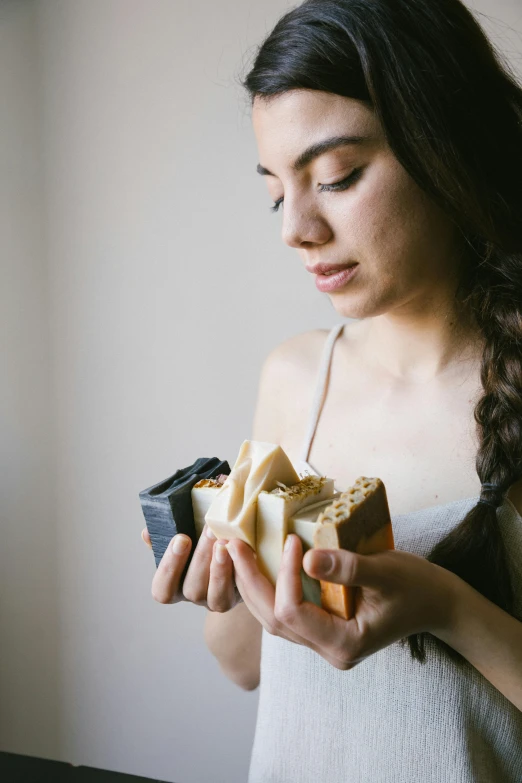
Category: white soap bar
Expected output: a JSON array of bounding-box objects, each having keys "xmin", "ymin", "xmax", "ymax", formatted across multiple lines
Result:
[
  {"xmin": 256, "ymin": 476, "xmax": 335, "ymax": 586},
  {"xmin": 289, "ymin": 494, "xmax": 341, "ymax": 549},
  {"xmin": 289, "ymin": 494, "xmax": 341, "ymax": 605},
  {"xmin": 191, "ymin": 479, "xmax": 225, "ymax": 539},
  {"xmin": 205, "ymin": 440, "xmax": 300, "ymax": 548}
]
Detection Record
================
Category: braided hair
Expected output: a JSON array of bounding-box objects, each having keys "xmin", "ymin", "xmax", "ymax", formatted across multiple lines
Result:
[{"xmin": 239, "ymin": 0, "xmax": 522, "ymax": 663}]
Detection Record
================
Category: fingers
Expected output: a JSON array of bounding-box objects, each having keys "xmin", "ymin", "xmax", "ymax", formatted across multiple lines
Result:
[
  {"xmin": 151, "ymin": 533, "xmax": 192, "ymax": 604},
  {"xmin": 215, "ymin": 536, "xmax": 354, "ymax": 668},
  {"xmin": 275, "ymin": 535, "xmax": 362, "ymax": 669},
  {"xmin": 275, "ymin": 534, "xmax": 304, "ymax": 612},
  {"xmin": 181, "ymin": 524, "xmax": 218, "ymax": 605},
  {"xmin": 148, "ymin": 522, "xmax": 241, "ymax": 611},
  {"xmin": 226, "ymin": 540, "xmax": 273, "ymax": 616},
  {"xmin": 227, "ymin": 538, "xmax": 318, "ymax": 646},
  {"xmin": 182, "ymin": 524, "xmax": 240, "ymax": 612},
  {"xmin": 141, "ymin": 528, "xmax": 152, "ymax": 549},
  {"xmin": 206, "ymin": 540, "xmax": 239, "ymax": 612}
]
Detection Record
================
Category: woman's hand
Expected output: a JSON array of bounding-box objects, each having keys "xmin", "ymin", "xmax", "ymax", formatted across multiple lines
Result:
[
  {"xmin": 141, "ymin": 525, "xmax": 243, "ymax": 612},
  {"xmin": 225, "ymin": 533, "xmax": 457, "ymax": 669}
]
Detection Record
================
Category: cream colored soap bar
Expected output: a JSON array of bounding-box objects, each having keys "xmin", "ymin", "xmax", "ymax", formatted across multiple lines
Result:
[
  {"xmin": 191, "ymin": 476, "xmax": 228, "ymax": 539},
  {"xmin": 288, "ymin": 494, "xmax": 341, "ymax": 606},
  {"xmin": 205, "ymin": 440, "xmax": 300, "ymax": 548},
  {"xmin": 289, "ymin": 494, "xmax": 341, "ymax": 549},
  {"xmin": 256, "ymin": 475, "xmax": 335, "ymax": 586}
]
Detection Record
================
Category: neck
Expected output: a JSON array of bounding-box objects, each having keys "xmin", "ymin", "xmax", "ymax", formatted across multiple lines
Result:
[{"xmin": 360, "ymin": 296, "xmax": 483, "ymax": 384}]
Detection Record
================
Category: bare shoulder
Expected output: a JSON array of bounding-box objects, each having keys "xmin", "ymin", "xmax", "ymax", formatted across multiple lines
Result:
[
  {"xmin": 252, "ymin": 328, "xmax": 335, "ymax": 444},
  {"xmin": 261, "ymin": 320, "xmax": 362, "ymax": 380},
  {"xmin": 263, "ymin": 328, "xmax": 331, "ymax": 377}
]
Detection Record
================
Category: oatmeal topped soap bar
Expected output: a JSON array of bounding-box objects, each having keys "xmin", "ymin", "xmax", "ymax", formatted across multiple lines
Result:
[
  {"xmin": 191, "ymin": 474, "xmax": 228, "ymax": 539},
  {"xmin": 256, "ymin": 475, "xmax": 335, "ymax": 586}
]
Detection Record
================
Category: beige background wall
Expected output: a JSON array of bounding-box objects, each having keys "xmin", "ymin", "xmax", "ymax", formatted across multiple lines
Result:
[{"xmin": 0, "ymin": 1, "xmax": 520, "ymax": 782}]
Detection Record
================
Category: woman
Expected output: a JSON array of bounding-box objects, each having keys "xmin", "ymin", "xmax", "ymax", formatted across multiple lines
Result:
[{"xmin": 143, "ymin": 1, "xmax": 522, "ymax": 780}]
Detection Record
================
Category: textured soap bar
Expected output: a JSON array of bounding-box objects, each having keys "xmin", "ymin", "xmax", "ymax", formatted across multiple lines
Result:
[
  {"xmin": 205, "ymin": 440, "xmax": 300, "ymax": 548},
  {"xmin": 139, "ymin": 457, "xmax": 230, "ymax": 570},
  {"xmin": 313, "ymin": 477, "xmax": 394, "ymax": 619},
  {"xmin": 256, "ymin": 475, "xmax": 335, "ymax": 586}
]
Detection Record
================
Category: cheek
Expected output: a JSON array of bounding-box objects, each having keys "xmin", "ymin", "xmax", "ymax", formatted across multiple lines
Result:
[{"xmin": 337, "ymin": 170, "xmax": 441, "ymax": 280}]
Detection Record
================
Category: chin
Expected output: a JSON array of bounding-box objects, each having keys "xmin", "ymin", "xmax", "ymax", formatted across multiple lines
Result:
[
  {"xmin": 328, "ymin": 294, "xmax": 377, "ymax": 321},
  {"xmin": 328, "ymin": 283, "xmax": 397, "ymax": 320}
]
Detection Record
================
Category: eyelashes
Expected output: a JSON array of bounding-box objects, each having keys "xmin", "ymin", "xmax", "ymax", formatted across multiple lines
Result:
[{"xmin": 269, "ymin": 167, "xmax": 364, "ymax": 214}]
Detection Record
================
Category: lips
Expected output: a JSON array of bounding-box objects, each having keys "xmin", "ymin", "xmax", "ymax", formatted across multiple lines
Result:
[
  {"xmin": 306, "ymin": 262, "xmax": 358, "ymax": 276},
  {"xmin": 313, "ymin": 264, "xmax": 359, "ymax": 293}
]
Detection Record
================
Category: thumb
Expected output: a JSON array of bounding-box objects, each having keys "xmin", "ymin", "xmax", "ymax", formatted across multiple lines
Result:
[{"xmin": 303, "ymin": 548, "xmax": 386, "ymax": 587}]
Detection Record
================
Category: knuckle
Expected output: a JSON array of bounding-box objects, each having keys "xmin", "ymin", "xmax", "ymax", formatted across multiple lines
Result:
[
  {"xmin": 207, "ymin": 581, "xmax": 235, "ymax": 614},
  {"xmin": 274, "ymin": 603, "xmax": 297, "ymax": 626},
  {"xmin": 182, "ymin": 583, "xmax": 203, "ymax": 604},
  {"xmin": 207, "ymin": 599, "xmax": 231, "ymax": 613},
  {"xmin": 332, "ymin": 636, "xmax": 363, "ymax": 668},
  {"xmin": 331, "ymin": 639, "xmax": 348, "ymax": 661},
  {"xmin": 327, "ymin": 648, "xmax": 356, "ymax": 670},
  {"xmin": 265, "ymin": 622, "xmax": 277, "ymax": 636},
  {"xmin": 343, "ymin": 553, "xmax": 359, "ymax": 584},
  {"xmin": 151, "ymin": 586, "xmax": 169, "ymax": 604}
]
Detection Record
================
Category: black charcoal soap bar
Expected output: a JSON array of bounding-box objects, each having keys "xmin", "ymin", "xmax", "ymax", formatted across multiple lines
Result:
[{"xmin": 139, "ymin": 457, "xmax": 230, "ymax": 569}]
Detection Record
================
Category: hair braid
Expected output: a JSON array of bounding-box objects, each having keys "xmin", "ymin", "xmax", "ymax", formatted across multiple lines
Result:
[{"xmin": 404, "ymin": 248, "xmax": 522, "ymax": 663}]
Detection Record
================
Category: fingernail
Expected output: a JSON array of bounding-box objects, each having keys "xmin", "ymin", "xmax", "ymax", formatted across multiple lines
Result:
[
  {"xmin": 172, "ymin": 536, "xmax": 189, "ymax": 554},
  {"xmin": 214, "ymin": 543, "xmax": 227, "ymax": 564},
  {"xmin": 284, "ymin": 535, "xmax": 292, "ymax": 552},
  {"xmin": 225, "ymin": 543, "xmax": 235, "ymax": 560},
  {"xmin": 315, "ymin": 552, "xmax": 334, "ymax": 574},
  {"xmin": 205, "ymin": 525, "xmax": 217, "ymax": 540}
]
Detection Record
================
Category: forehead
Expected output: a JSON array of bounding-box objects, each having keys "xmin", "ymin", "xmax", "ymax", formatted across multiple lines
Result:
[{"xmin": 252, "ymin": 90, "xmax": 379, "ymax": 160}]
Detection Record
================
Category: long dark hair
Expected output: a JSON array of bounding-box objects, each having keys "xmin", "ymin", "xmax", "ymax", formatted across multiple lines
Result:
[{"xmin": 240, "ymin": 0, "xmax": 522, "ymax": 664}]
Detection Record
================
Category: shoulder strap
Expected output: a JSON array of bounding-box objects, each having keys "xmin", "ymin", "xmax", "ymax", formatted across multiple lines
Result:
[{"xmin": 299, "ymin": 323, "xmax": 345, "ymax": 464}]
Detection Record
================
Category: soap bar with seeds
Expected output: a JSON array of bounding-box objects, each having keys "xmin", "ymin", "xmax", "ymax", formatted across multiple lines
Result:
[
  {"xmin": 191, "ymin": 475, "xmax": 228, "ymax": 539},
  {"xmin": 256, "ymin": 475, "xmax": 335, "ymax": 588},
  {"xmin": 205, "ymin": 440, "xmax": 299, "ymax": 548},
  {"xmin": 313, "ymin": 477, "xmax": 394, "ymax": 619}
]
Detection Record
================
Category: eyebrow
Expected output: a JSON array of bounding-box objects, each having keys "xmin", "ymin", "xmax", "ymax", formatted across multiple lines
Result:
[{"xmin": 256, "ymin": 134, "xmax": 372, "ymax": 177}]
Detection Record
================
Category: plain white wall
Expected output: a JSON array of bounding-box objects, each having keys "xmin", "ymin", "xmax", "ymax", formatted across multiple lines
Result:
[
  {"xmin": 0, "ymin": 0, "xmax": 60, "ymax": 761},
  {"xmin": 1, "ymin": 1, "xmax": 521, "ymax": 783}
]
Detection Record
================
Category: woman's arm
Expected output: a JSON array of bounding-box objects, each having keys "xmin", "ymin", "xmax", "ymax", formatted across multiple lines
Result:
[
  {"xmin": 204, "ymin": 337, "xmax": 303, "ymax": 690},
  {"xmin": 433, "ymin": 575, "xmax": 522, "ymax": 711}
]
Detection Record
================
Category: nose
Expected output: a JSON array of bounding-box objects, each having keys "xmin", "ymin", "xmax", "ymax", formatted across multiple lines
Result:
[{"xmin": 281, "ymin": 198, "xmax": 332, "ymax": 248}]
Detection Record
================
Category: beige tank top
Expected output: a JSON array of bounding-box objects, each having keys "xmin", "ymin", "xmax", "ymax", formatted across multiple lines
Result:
[{"xmin": 247, "ymin": 323, "xmax": 522, "ymax": 783}]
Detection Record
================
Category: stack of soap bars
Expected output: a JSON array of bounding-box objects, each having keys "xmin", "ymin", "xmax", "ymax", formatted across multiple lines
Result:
[{"xmin": 139, "ymin": 440, "xmax": 395, "ymax": 619}]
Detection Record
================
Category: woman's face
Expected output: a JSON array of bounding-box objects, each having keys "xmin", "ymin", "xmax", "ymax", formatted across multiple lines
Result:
[{"xmin": 252, "ymin": 89, "xmax": 463, "ymax": 320}]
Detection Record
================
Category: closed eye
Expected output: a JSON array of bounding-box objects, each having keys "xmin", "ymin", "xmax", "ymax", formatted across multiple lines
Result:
[{"xmin": 270, "ymin": 167, "xmax": 364, "ymax": 213}]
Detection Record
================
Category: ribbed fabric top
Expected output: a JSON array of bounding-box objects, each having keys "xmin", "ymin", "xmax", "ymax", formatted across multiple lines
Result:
[{"xmin": 247, "ymin": 323, "xmax": 522, "ymax": 783}]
